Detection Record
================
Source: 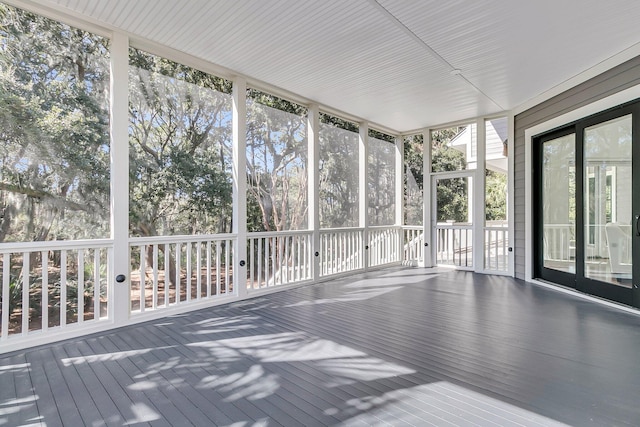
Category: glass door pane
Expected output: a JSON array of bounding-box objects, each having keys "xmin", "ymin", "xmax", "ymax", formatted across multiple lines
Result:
[
  {"xmin": 584, "ymin": 115, "xmax": 632, "ymax": 286},
  {"xmin": 542, "ymin": 134, "xmax": 576, "ymax": 273},
  {"xmin": 434, "ymin": 176, "xmax": 473, "ymax": 267}
]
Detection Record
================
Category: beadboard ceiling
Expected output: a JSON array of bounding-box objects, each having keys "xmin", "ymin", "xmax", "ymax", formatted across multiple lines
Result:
[{"xmin": 19, "ymin": 0, "xmax": 640, "ymax": 133}]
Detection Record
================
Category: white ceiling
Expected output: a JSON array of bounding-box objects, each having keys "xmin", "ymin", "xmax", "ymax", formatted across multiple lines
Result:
[{"xmin": 23, "ymin": 0, "xmax": 640, "ymax": 133}]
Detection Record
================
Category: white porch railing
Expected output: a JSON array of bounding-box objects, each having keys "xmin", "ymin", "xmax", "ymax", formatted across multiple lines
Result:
[
  {"xmin": 485, "ymin": 225, "xmax": 509, "ymax": 272},
  {"xmin": 436, "ymin": 223, "xmax": 473, "ymax": 267},
  {"xmin": 319, "ymin": 228, "xmax": 364, "ymax": 277},
  {"xmin": 402, "ymin": 226, "xmax": 424, "ymax": 265},
  {"xmin": 129, "ymin": 234, "xmax": 235, "ymax": 314},
  {"xmin": 1, "ymin": 222, "xmax": 505, "ymax": 351},
  {"xmin": 247, "ymin": 230, "xmax": 312, "ymax": 290},
  {"xmin": 543, "ymin": 224, "xmax": 574, "ymax": 261},
  {"xmin": 368, "ymin": 226, "xmax": 402, "ymax": 268},
  {"xmin": 0, "ymin": 239, "xmax": 111, "ymax": 341}
]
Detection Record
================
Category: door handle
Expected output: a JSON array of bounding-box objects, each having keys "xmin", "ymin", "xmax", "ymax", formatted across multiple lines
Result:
[{"xmin": 636, "ymin": 215, "xmax": 640, "ymax": 236}]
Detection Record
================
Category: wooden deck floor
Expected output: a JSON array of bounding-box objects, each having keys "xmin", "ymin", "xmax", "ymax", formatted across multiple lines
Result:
[{"xmin": 2, "ymin": 267, "xmax": 640, "ymax": 426}]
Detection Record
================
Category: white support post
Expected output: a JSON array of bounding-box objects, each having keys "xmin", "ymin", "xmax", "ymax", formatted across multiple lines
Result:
[
  {"xmin": 474, "ymin": 118, "xmax": 487, "ymax": 273},
  {"xmin": 232, "ymin": 77, "xmax": 248, "ymax": 298},
  {"xmin": 395, "ymin": 136, "xmax": 404, "ymax": 263},
  {"xmin": 395, "ymin": 136, "xmax": 404, "ymax": 227},
  {"xmin": 507, "ymin": 112, "xmax": 515, "ymax": 277},
  {"xmin": 110, "ymin": 32, "xmax": 130, "ymax": 325},
  {"xmin": 359, "ymin": 123, "xmax": 369, "ymax": 269},
  {"xmin": 423, "ymin": 130, "xmax": 432, "ymax": 267},
  {"xmin": 308, "ymin": 104, "xmax": 320, "ymax": 281}
]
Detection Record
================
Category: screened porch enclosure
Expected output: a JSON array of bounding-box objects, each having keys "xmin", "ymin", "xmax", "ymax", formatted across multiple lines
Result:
[
  {"xmin": 2, "ymin": 0, "xmax": 640, "ymax": 426},
  {"xmin": 0, "ymin": 2, "xmax": 515, "ymax": 352}
]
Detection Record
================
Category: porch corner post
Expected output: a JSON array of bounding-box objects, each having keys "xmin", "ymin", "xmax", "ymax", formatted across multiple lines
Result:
[
  {"xmin": 110, "ymin": 32, "xmax": 130, "ymax": 325},
  {"xmin": 507, "ymin": 113, "xmax": 516, "ymax": 277},
  {"xmin": 308, "ymin": 104, "xmax": 320, "ymax": 281},
  {"xmin": 474, "ymin": 118, "xmax": 487, "ymax": 273},
  {"xmin": 423, "ymin": 130, "xmax": 433, "ymax": 267},
  {"xmin": 232, "ymin": 77, "xmax": 248, "ymax": 298},
  {"xmin": 359, "ymin": 123, "xmax": 369, "ymax": 270},
  {"xmin": 395, "ymin": 136, "xmax": 404, "ymax": 263}
]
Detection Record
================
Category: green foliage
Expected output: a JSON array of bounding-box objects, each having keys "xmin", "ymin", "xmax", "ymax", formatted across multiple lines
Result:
[
  {"xmin": 319, "ymin": 112, "xmax": 358, "ymax": 133},
  {"xmin": 248, "ymin": 89, "xmax": 307, "ymax": 116},
  {"xmin": 431, "ymin": 127, "xmax": 469, "ymax": 222},
  {"xmin": 129, "ymin": 48, "xmax": 233, "ymax": 236},
  {"xmin": 436, "ymin": 177, "xmax": 468, "ymax": 223},
  {"xmin": 368, "ymin": 136, "xmax": 395, "ymax": 225},
  {"xmin": 0, "ymin": 4, "xmax": 508, "ymax": 244},
  {"xmin": 0, "ymin": 3, "xmax": 110, "ymax": 242},
  {"xmin": 246, "ymin": 89, "xmax": 307, "ymax": 232},
  {"xmin": 368, "ymin": 128, "xmax": 394, "ymax": 143},
  {"xmin": 404, "ymin": 134, "xmax": 423, "ymax": 225},
  {"xmin": 404, "ymin": 134, "xmax": 423, "ymax": 186},
  {"xmin": 486, "ymin": 170, "xmax": 507, "ymax": 221},
  {"xmin": 319, "ymin": 118, "xmax": 359, "ymax": 228}
]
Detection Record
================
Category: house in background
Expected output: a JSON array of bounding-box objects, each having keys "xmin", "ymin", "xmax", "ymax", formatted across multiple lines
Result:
[{"xmin": 448, "ymin": 119, "xmax": 508, "ymax": 174}]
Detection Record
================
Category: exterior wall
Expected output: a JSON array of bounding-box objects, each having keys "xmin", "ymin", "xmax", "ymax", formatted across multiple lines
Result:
[{"xmin": 514, "ymin": 55, "xmax": 640, "ymax": 279}]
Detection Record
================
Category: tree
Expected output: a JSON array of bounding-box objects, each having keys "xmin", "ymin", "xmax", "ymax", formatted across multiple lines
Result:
[
  {"xmin": 368, "ymin": 131, "xmax": 396, "ymax": 225},
  {"xmin": 245, "ymin": 89, "xmax": 307, "ymax": 232},
  {"xmin": 485, "ymin": 170, "xmax": 507, "ymax": 221},
  {"xmin": 128, "ymin": 48, "xmax": 233, "ymax": 238},
  {"xmin": 0, "ymin": 4, "xmax": 110, "ymax": 243},
  {"xmin": 431, "ymin": 127, "xmax": 468, "ymax": 222},
  {"xmin": 318, "ymin": 114, "xmax": 359, "ymax": 228},
  {"xmin": 404, "ymin": 134, "xmax": 423, "ymax": 225}
]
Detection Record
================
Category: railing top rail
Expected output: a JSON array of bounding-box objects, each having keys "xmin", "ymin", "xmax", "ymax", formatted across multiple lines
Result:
[
  {"xmin": 319, "ymin": 227, "xmax": 365, "ymax": 233},
  {"xmin": 435, "ymin": 224, "xmax": 473, "ymax": 230},
  {"xmin": 0, "ymin": 238, "xmax": 114, "ymax": 253},
  {"xmin": 486, "ymin": 220, "xmax": 508, "ymax": 225},
  {"xmin": 484, "ymin": 225, "xmax": 509, "ymax": 230},
  {"xmin": 247, "ymin": 229, "xmax": 312, "ymax": 238},
  {"xmin": 368, "ymin": 225, "xmax": 402, "ymax": 231},
  {"xmin": 130, "ymin": 233, "xmax": 237, "ymax": 245},
  {"xmin": 402, "ymin": 225, "xmax": 424, "ymax": 230}
]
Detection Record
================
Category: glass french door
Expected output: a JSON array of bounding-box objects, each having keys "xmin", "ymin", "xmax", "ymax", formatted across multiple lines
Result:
[{"xmin": 534, "ymin": 102, "xmax": 640, "ymax": 307}]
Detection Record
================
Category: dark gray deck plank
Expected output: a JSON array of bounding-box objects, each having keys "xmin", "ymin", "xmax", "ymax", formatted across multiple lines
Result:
[
  {"xmin": 246, "ymin": 291, "xmax": 558, "ymax": 401},
  {"xmin": 49, "ymin": 344, "xmax": 106, "ymax": 426},
  {"xmin": 61, "ymin": 342, "xmax": 126, "ymax": 426},
  {"xmin": 179, "ymin": 309, "xmax": 391, "ymax": 423},
  {"xmin": 131, "ymin": 321, "xmax": 287, "ymax": 426},
  {"xmin": 139, "ymin": 311, "xmax": 337, "ymax": 426},
  {"xmin": 98, "ymin": 333, "xmax": 204, "ymax": 427},
  {"xmin": 37, "ymin": 346, "xmax": 90, "ymax": 427},
  {"xmin": 82, "ymin": 335, "xmax": 173, "ymax": 427},
  {"xmin": 247, "ymin": 271, "xmax": 634, "ymax": 426},
  {"xmin": 76, "ymin": 339, "xmax": 155, "ymax": 427},
  {"xmin": 0, "ymin": 353, "xmax": 43, "ymax": 427},
  {"xmin": 106, "ymin": 330, "xmax": 236, "ymax": 426},
  {"xmin": 24, "ymin": 349, "xmax": 65, "ymax": 427},
  {"xmin": 2, "ymin": 267, "xmax": 640, "ymax": 426},
  {"xmin": 0, "ymin": 353, "xmax": 19, "ymax": 425}
]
